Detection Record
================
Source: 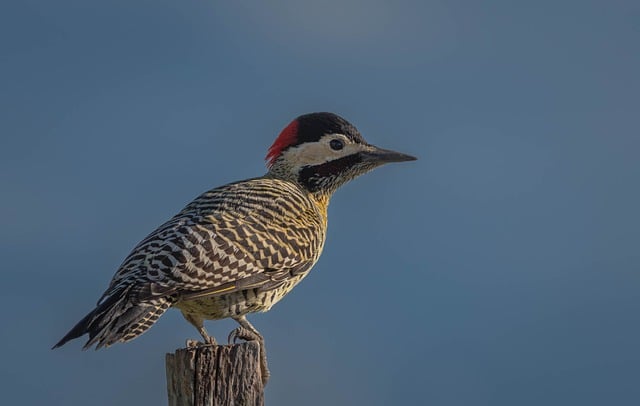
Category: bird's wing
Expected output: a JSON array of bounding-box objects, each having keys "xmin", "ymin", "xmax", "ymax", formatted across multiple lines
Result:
[{"xmin": 99, "ymin": 181, "xmax": 323, "ymax": 305}]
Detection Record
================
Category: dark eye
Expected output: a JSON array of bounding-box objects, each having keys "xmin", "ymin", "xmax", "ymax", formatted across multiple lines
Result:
[{"xmin": 329, "ymin": 139, "xmax": 344, "ymax": 151}]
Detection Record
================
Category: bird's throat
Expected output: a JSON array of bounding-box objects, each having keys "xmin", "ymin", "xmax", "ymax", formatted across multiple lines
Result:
[{"xmin": 310, "ymin": 192, "xmax": 330, "ymax": 227}]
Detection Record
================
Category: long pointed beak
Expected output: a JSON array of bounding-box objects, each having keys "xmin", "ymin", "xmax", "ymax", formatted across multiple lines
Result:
[{"xmin": 360, "ymin": 146, "xmax": 417, "ymax": 163}]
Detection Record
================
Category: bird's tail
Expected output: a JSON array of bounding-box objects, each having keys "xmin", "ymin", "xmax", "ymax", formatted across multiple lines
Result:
[{"xmin": 52, "ymin": 286, "xmax": 174, "ymax": 350}]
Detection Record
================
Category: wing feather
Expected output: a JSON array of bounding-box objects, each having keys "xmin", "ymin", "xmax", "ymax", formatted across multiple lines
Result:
[{"xmin": 99, "ymin": 179, "xmax": 324, "ymax": 305}]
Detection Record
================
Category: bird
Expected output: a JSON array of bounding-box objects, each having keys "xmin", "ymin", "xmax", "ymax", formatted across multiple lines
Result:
[{"xmin": 53, "ymin": 112, "xmax": 416, "ymax": 383}]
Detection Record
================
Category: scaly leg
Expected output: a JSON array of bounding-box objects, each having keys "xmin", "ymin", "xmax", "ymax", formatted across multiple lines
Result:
[
  {"xmin": 181, "ymin": 311, "xmax": 217, "ymax": 346},
  {"xmin": 229, "ymin": 315, "xmax": 270, "ymax": 385}
]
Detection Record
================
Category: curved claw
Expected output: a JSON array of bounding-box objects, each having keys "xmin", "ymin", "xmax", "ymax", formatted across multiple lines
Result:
[
  {"xmin": 205, "ymin": 335, "xmax": 218, "ymax": 346},
  {"xmin": 228, "ymin": 327, "xmax": 260, "ymax": 345},
  {"xmin": 186, "ymin": 336, "xmax": 217, "ymax": 348},
  {"xmin": 228, "ymin": 316, "xmax": 269, "ymax": 385},
  {"xmin": 186, "ymin": 339, "xmax": 200, "ymax": 348},
  {"xmin": 227, "ymin": 327, "xmax": 270, "ymax": 385}
]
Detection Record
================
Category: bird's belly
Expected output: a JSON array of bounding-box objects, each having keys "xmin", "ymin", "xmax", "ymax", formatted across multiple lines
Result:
[{"xmin": 175, "ymin": 273, "xmax": 308, "ymax": 320}]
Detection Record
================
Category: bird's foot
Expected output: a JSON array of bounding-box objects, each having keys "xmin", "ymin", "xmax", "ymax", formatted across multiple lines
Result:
[
  {"xmin": 205, "ymin": 335, "xmax": 218, "ymax": 346},
  {"xmin": 227, "ymin": 327, "xmax": 270, "ymax": 385},
  {"xmin": 186, "ymin": 335, "xmax": 217, "ymax": 348},
  {"xmin": 186, "ymin": 339, "xmax": 199, "ymax": 348},
  {"xmin": 228, "ymin": 327, "xmax": 261, "ymax": 344}
]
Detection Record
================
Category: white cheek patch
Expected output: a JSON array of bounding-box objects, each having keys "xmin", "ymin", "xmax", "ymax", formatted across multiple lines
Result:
[
  {"xmin": 284, "ymin": 143, "xmax": 330, "ymax": 167},
  {"xmin": 281, "ymin": 138, "xmax": 364, "ymax": 169}
]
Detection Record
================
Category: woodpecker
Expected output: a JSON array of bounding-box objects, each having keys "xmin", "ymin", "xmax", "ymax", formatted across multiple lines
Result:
[{"xmin": 53, "ymin": 112, "xmax": 416, "ymax": 383}]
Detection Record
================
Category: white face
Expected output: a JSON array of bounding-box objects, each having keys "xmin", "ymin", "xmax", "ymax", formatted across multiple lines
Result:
[{"xmin": 278, "ymin": 133, "xmax": 371, "ymax": 172}]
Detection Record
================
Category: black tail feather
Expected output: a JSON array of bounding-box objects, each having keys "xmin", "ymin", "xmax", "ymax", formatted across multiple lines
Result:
[
  {"xmin": 52, "ymin": 286, "xmax": 172, "ymax": 350},
  {"xmin": 52, "ymin": 308, "xmax": 99, "ymax": 349}
]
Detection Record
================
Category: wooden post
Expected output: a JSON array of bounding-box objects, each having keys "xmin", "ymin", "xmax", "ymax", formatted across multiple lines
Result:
[{"xmin": 166, "ymin": 342, "xmax": 265, "ymax": 406}]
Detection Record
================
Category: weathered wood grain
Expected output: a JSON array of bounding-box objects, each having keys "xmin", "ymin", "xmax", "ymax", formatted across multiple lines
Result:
[{"xmin": 166, "ymin": 342, "xmax": 264, "ymax": 406}]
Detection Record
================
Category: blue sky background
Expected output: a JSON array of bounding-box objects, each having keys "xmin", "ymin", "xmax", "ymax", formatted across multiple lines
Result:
[{"xmin": 1, "ymin": 1, "xmax": 639, "ymax": 405}]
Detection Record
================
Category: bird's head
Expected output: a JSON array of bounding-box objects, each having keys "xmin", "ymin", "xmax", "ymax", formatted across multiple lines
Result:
[{"xmin": 266, "ymin": 112, "xmax": 417, "ymax": 195}]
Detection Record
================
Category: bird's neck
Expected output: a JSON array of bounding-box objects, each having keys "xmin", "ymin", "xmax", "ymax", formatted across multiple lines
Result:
[
  {"xmin": 310, "ymin": 192, "xmax": 330, "ymax": 227},
  {"xmin": 264, "ymin": 170, "xmax": 332, "ymax": 225}
]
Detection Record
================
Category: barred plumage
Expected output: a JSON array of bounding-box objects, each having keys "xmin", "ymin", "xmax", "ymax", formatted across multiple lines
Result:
[{"xmin": 54, "ymin": 112, "xmax": 416, "ymax": 384}]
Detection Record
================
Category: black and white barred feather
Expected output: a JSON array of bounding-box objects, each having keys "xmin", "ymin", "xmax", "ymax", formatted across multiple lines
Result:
[{"xmin": 53, "ymin": 177, "xmax": 326, "ymax": 349}]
